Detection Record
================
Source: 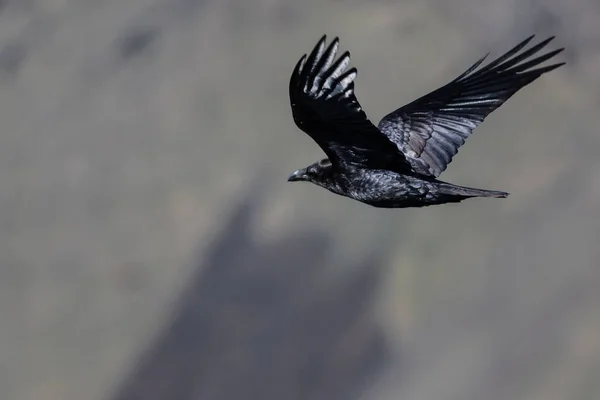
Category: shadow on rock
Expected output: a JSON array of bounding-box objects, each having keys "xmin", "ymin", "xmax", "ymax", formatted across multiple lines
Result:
[{"xmin": 112, "ymin": 186, "xmax": 390, "ymax": 400}]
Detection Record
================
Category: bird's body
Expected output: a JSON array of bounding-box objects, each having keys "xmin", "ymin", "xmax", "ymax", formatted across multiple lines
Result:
[
  {"xmin": 287, "ymin": 34, "xmax": 564, "ymax": 208},
  {"xmin": 291, "ymin": 160, "xmax": 507, "ymax": 208}
]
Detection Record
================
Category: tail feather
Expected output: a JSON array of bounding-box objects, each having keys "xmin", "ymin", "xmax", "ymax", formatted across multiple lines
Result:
[{"xmin": 439, "ymin": 183, "xmax": 509, "ymax": 199}]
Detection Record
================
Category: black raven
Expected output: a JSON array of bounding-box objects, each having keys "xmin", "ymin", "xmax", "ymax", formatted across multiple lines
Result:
[{"xmin": 287, "ymin": 35, "xmax": 564, "ymax": 208}]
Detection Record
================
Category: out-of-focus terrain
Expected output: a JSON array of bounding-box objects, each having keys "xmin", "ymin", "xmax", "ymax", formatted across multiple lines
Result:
[{"xmin": 1, "ymin": 1, "xmax": 599, "ymax": 399}]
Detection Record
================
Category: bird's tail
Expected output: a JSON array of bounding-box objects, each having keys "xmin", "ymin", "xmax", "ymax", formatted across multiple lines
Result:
[{"xmin": 439, "ymin": 183, "xmax": 509, "ymax": 199}]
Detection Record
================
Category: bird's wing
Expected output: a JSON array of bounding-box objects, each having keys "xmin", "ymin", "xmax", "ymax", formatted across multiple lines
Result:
[
  {"xmin": 377, "ymin": 35, "xmax": 565, "ymax": 178},
  {"xmin": 289, "ymin": 35, "xmax": 411, "ymax": 172}
]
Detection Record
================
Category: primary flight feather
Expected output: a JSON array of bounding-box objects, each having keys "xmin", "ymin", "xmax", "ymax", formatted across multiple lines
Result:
[{"xmin": 288, "ymin": 34, "xmax": 565, "ymax": 208}]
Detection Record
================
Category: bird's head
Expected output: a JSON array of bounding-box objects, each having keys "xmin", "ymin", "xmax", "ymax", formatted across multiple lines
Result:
[{"xmin": 287, "ymin": 158, "xmax": 333, "ymax": 186}]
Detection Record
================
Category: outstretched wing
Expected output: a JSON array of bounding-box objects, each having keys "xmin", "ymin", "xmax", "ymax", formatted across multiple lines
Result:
[
  {"xmin": 289, "ymin": 35, "xmax": 411, "ymax": 172},
  {"xmin": 378, "ymin": 35, "xmax": 565, "ymax": 178}
]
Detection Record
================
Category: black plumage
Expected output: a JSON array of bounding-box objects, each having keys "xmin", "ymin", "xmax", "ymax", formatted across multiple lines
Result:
[{"xmin": 287, "ymin": 34, "xmax": 565, "ymax": 208}]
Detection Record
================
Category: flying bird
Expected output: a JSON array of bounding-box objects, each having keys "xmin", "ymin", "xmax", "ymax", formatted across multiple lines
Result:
[{"xmin": 287, "ymin": 34, "xmax": 564, "ymax": 208}]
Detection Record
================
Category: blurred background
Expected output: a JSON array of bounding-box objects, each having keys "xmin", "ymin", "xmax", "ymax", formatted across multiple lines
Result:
[{"xmin": 2, "ymin": 0, "xmax": 599, "ymax": 399}]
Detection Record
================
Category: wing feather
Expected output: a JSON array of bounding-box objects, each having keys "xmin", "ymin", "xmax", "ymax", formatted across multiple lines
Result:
[
  {"xmin": 378, "ymin": 35, "xmax": 565, "ymax": 177},
  {"xmin": 289, "ymin": 35, "xmax": 411, "ymax": 172}
]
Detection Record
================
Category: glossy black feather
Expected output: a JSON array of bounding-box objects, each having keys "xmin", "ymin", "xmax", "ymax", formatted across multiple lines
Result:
[
  {"xmin": 378, "ymin": 35, "xmax": 565, "ymax": 177},
  {"xmin": 289, "ymin": 35, "xmax": 412, "ymax": 173},
  {"xmin": 287, "ymin": 35, "xmax": 564, "ymax": 208}
]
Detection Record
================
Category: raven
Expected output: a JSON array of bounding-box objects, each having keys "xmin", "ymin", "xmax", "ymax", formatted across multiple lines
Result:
[{"xmin": 287, "ymin": 35, "xmax": 564, "ymax": 208}]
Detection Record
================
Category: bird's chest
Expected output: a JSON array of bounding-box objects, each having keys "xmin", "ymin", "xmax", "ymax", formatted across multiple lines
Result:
[{"xmin": 332, "ymin": 169, "xmax": 428, "ymax": 203}]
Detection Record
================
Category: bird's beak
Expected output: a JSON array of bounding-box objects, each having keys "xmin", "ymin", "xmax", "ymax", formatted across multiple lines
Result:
[{"xmin": 287, "ymin": 169, "xmax": 306, "ymax": 182}]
